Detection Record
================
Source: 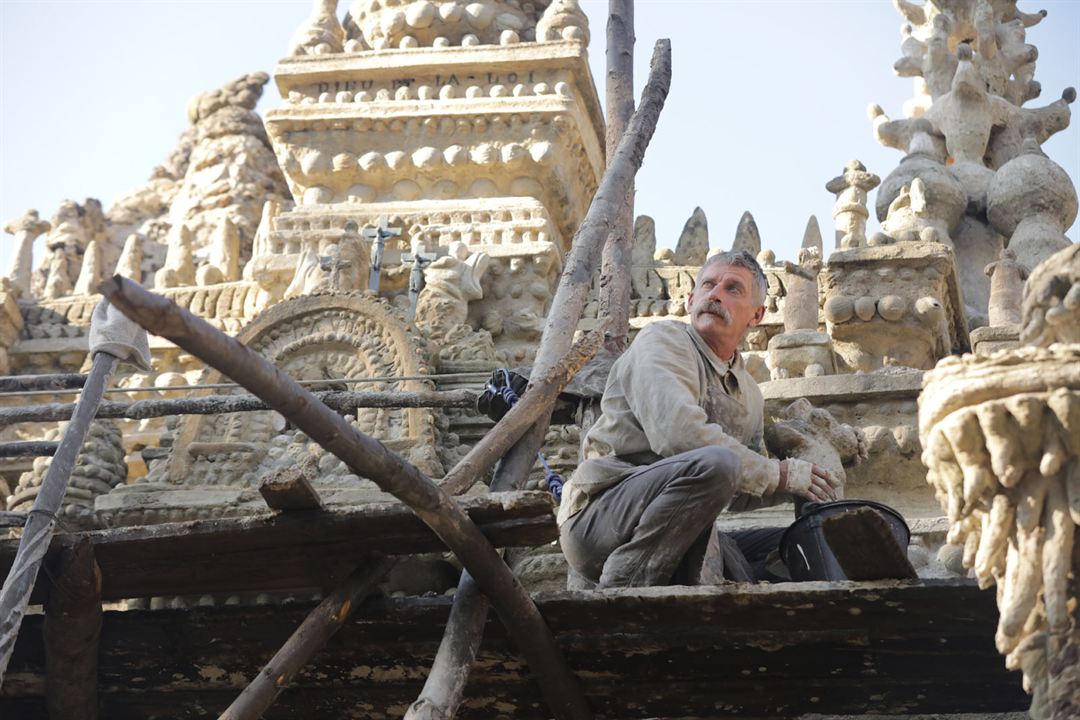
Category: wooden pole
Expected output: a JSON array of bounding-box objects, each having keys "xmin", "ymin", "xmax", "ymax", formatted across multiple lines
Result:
[
  {"xmin": 404, "ymin": 569, "xmax": 489, "ymax": 720},
  {"xmin": 0, "ymin": 372, "xmax": 86, "ymax": 393},
  {"xmin": 413, "ymin": 39, "xmax": 671, "ymax": 717},
  {"xmin": 0, "ymin": 441, "xmax": 59, "ymax": 458},
  {"xmin": 98, "ymin": 276, "xmax": 593, "ymax": 720},
  {"xmin": 597, "ymin": 0, "xmax": 637, "ymax": 355},
  {"xmin": 438, "ymin": 329, "xmax": 602, "ymax": 496},
  {"xmin": 218, "ymin": 555, "xmax": 397, "ymax": 720},
  {"xmin": 44, "ymin": 538, "xmax": 101, "ymax": 720},
  {"xmin": 494, "ymin": 37, "xmax": 671, "ymax": 493},
  {"xmin": 0, "ymin": 388, "xmax": 477, "ymax": 427},
  {"xmin": 0, "ymin": 351, "xmax": 117, "ymax": 682}
]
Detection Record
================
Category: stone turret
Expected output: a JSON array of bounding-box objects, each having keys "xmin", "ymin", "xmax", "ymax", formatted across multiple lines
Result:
[{"xmin": 871, "ymin": 0, "xmax": 1076, "ymax": 328}]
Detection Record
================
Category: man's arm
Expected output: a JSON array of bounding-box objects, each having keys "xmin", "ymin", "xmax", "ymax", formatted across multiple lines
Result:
[{"xmin": 622, "ymin": 324, "xmax": 781, "ymax": 497}]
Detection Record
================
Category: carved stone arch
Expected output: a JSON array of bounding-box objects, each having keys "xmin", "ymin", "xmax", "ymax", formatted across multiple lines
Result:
[{"xmin": 165, "ymin": 291, "xmax": 439, "ymax": 483}]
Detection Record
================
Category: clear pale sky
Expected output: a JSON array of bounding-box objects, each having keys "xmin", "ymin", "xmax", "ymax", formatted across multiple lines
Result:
[{"xmin": 2, "ymin": 1, "xmax": 1078, "ymax": 270}]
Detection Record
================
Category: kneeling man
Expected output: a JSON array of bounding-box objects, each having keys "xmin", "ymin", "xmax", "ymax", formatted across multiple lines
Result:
[{"xmin": 559, "ymin": 250, "xmax": 837, "ymax": 588}]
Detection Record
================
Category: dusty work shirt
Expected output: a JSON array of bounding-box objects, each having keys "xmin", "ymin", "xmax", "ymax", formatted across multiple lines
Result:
[{"xmin": 557, "ymin": 319, "xmax": 780, "ymax": 526}]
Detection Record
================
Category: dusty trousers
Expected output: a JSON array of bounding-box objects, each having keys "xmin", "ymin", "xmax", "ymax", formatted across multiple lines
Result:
[{"xmin": 559, "ymin": 446, "xmax": 740, "ymax": 588}]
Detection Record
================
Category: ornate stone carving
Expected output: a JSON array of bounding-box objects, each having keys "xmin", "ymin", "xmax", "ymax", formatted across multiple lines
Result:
[
  {"xmin": 920, "ymin": 243, "xmax": 1080, "ymax": 718},
  {"xmin": 288, "ymin": 0, "xmax": 345, "ymax": 56},
  {"xmin": 96, "ymin": 293, "xmax": 442, "ymax": 527},
  {"xmin": 767, "ymin": 217, "xmax": 834, "ymax": 380},
  {"xmin": 3, "ymin": 210, "xmax": 51, "ymax": 297},
  {"xmin": 7, "ymin": 421, "xmax": 126, "ymax": 530},
  {"xmin": 764, "ymin": 398, "xmax": 868, "ymax": 492},
  {"xmin": 826, "ymin": 160, "xmax": 880, "ymax": 250},
  {"xmin": 823, "ymin": 241, "xmax": 969, "ymax": 372},
  {"xmin": 873, "ymin": 2, "xmax": 1076, "ymax": 326},
  {"xmin": 414, "ymin": 241, "xmax": 497, "ymax": 365}
]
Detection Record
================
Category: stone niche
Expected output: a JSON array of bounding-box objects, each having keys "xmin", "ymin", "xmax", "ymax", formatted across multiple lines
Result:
[{"xmin": 822, "ymin": 241, "xmax": 969, "ymax": 372}]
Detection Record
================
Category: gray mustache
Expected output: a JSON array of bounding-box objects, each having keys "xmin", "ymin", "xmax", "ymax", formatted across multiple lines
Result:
[{"xmin": 697, "ymin": 299, "xmax": 731, "ymax": 323}]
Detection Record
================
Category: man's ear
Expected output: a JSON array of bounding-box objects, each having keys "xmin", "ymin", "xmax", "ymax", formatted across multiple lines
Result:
[
  {"xmin": 749, "ymin": 304, "xmax": 766, "ymax": 327},
  {"xmin": 685, "ymin": 290, "xmax": 695, "ymax": 314}
]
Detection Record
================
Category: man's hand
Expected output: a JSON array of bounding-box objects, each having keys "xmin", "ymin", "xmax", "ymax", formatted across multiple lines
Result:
[{"xmin": 778, "ymin": 458, "xmax": 836, "ymax": 503}]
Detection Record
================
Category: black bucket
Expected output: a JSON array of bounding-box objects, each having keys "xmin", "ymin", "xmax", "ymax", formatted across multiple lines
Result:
[{"xmin": 779, "ymin": 500, "xmax": 911, "ymax": 581}]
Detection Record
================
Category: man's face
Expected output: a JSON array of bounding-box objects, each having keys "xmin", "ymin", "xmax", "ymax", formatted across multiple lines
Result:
[{"xmin": 687, "ymin": 263, "xmax": 766, "ymax": 353}]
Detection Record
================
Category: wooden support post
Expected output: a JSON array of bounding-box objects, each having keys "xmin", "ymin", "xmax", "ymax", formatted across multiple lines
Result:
[
  {"xmin": 597, "ymin": 0, "xmax": 637, "ymax": 355},
  {"xmin": 0, "ymin": 351, "xmax": 117, "ymax": 681},
  {"xmin": 99, "ymin": 276, "xmax": 593, "ymax": 720},
  {"xmin": 0, "ymin": 388, "xmax": 477, "ymax": 427},
  {"xmin": 218, "ymin": 555, "xmax": 397, "ymax": 720},
  {"xmin": 495, "ymin": 37, "xmax": 672, "ymax": 500},
  {"xmin": 405, "ymin": 570, "xmax": 489, "ymax": 720},
  {"xmin": 44, "ymin": 538, "xmax": 101, "ymax": 720}
]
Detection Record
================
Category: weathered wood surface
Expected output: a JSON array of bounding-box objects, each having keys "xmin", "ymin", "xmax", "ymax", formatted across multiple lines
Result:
[
  {"xmin": 0, "ymin": 372, "xmax": 86, "ymax": 393},
  {"xmin": 258, "ymin": 468, "xmax": 323, "ymax": 511},
  {"xmin": 498, "ymin": 37, "xmax": 671, "ymax": 494},
  {"xmin": 597, "ymin": 0, "xmax": 636, "ymax": 354},
  {"xmin": 218, "ymin": 555, "xmax": 397, "ymax": 720},
  {"xmin": 0, "ymin": 352, "xmax": 117, "ymax": 681},
  {"xmin": 2, "ymin": 581, "xmax": 1027, "ymax": 719},
  {"xmin": 0, "ymin": 389, "xmax": 478, "ymax": 426},
  {"xmin": 43, "ymin": 539, "xmax": 101, "ymax": 720},
  {"xmin": 823, "ymin": 507, "xmax": 918, "ymax": 580},
  {"xmin": 0, "ymin": 492, "xmax": 556, "ymax": 602},
  {"xmin": 0, "ymin": 442, "xmax": 59, "ymax": 458},
  {"xmin": 99, "ymin": 275, "xmax": 593, "ymax": 720}
]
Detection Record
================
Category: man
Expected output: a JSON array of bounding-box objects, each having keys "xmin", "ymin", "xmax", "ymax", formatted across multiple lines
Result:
[{"xmin": 558, "ymin": 250, "xmax": 837, "ymax": 588}]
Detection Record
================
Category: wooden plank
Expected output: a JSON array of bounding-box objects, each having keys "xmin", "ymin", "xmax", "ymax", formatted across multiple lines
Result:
[
  {"xmin": 258, "ymin": 467, "xmax": 323, "ymax": 511},
  {"xmin": 822, "ymin": 506, "xmax": 918, "ymax": 580},
  {"xmin": 2, "ymin": 581, "xmax": 1027, "ymax": 719},
  {"xmin": 0, "ymin": 492, "xmax": 556, "ymax": 602}
]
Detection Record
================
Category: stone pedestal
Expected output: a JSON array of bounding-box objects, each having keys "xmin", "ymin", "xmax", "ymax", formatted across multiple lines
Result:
[
  {"xmin": 822, "ymin": 242, "xmax": 969, "ymax": 372},
  {"xmin": 765, "ymin": 330, "xmax": 835, "ymax": 379},
  {"xmin": 970, "ymin": 324, "xmax": 1021, "ymax": 356}
]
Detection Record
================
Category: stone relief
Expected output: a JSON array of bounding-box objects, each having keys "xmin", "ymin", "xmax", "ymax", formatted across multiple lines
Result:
[{"xmin": 920, "ymin": 242, "xmax": 1080, "ymax": 717}]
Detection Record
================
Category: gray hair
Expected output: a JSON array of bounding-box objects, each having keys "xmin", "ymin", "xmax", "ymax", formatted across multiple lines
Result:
[{"xmin": 695, "ymin": 250, "xmax": 768, "ymax": 306}]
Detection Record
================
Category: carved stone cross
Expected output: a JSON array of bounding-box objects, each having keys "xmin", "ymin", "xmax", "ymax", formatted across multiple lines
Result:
[
  {"xmin": 362, "ymin": 216, "xmax": 401, "ymax": 292},
  {"xmin": 401, "ymin": 249, "xmax": 438, "ymax": 319}
]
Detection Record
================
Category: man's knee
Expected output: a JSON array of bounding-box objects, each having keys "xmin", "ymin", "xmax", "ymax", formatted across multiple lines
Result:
[
  {"xmin": 686, "ymin": 445, "xmax": 740, "ymax": 488},
  {"xmin": 682, "ymin": 444, "xmax": 743, "ymax": 507}
]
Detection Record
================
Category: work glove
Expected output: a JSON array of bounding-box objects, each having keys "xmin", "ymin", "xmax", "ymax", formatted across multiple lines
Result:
[
  {"xmin": 778, "ymin": 458, "xmax": 837, "ymax": 503},
  {"xmin": 89, "ymin": 300, "xmax": 151, "ymax": 370}
]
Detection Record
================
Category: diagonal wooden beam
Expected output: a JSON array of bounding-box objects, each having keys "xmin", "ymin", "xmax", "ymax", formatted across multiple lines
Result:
[
  {"xmin": 219, "ymin": 555, "xmax": 397, "ymax": 720},
  {"xmin": 98, "ymin": 276, "xmax": 593, "ymax": 720},
  {"xmin": 493, "ymin": 37, "xmax": 672, "ymax": 489},
  {"xmin": 415, "ymin": 36, "xmax": 671, "ymax": 720},
  {"xmin": 0, "ymin": 351, "xmax": 118, "ymax": 682}
]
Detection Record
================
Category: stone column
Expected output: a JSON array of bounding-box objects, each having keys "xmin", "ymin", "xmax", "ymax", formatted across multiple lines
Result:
[
  {"xmin": 2, "ymin": 210, "xmax": 51, "ymax": 297},
  {"xmin": 826, "ymin": 160, "xmax": 880, "ymax": 249}
]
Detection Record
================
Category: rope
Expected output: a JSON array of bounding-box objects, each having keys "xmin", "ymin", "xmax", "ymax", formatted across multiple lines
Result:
[{"xmin": 485, "ymin": 370, "xmax": 563, "ymax": 503}]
